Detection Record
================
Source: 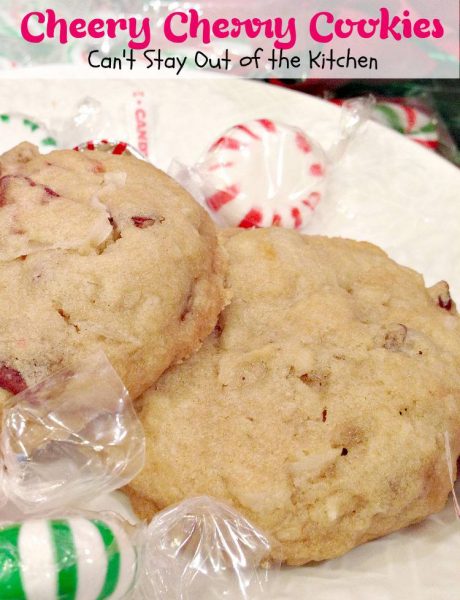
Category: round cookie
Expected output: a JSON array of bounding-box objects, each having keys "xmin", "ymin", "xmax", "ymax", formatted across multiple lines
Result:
[
  {"xmin": 0, "ymin": 142, "xmax": 227, "ymax": 407},
  {"xmin": 128, "ymin": 228, "xmax": 460, "ymax": 565}
]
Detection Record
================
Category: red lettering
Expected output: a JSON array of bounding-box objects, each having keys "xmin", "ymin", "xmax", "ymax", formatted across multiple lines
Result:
[
  {"xmin": 69, "ymin": 18, "xmax": 86, "ymax": 39},
  {"xmin": 188, "ymin": 9, "xmax": 211, "ymax": 44},
  {"xmin": 164, "ymin": 11, "xmax": 188, "ymax": 43},
  {"xmin": 432, "ymin": 19, "xmax": 444, "ymax": 38},
  {"xmin": 106, "ymin": 18, "xmax": 127, "ymax": 40},
  {"xmin": 45, "ymin": 9, "xmax": 68, "ymax": 44},
  {"xmin": 21, "ymin": 11, "xmax": 45, "ymax": 43},
  {"xmin": 357, "ymin": 18, "xmax": 379, "ymax": 39},
  {"xmin": 335, "ymin": 19, "xmax": 355, "ymax": 39},
  {"xmin": 213, "ymin": 18, "xmax": 230, "ymax": 38},
  {"xmin": 87, "ymin": 19, "xmax": 106, "ymax": 38},
  {"xmin": 413, "ymin": 19, "xmax": 431, "ymax": 38},
  {"xmin": 310, "ymin": 12, "xmax": 334, "ymax": 43},
  {"xmin": 379, "ymin": 8, "xmax": 402, "ymax": 41}
]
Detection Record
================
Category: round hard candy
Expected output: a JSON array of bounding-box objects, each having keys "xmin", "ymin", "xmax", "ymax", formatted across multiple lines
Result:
[
  {"xmin": 198, "ymin": 119, "xmax": 327, "ymax": 230},
  {"xmin": 0, "ymin": 517, "xmax": 137, "ymax": 600},
  {"xmin": 0, "ymin": 114, "xmax": 58, "ymax": 155}
]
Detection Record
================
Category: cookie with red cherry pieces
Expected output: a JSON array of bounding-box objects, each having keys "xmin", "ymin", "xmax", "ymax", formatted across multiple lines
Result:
[
  {"xmin": 0, "ymin": 142, "xmax": 228, "ymax": 407},
  {"xmin": 127, "ymin": 228, "xmax": 460, "ymax": 566}
]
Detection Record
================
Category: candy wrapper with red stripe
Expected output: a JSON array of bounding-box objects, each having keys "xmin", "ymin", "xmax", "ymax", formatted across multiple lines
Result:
[
  {"xmin": 74, "ymin": 139, "xmax": 147, "ymax": 160},
  {"xmin": 170, "ymin": 119, "xmax": 328, "ymax": 231},
  {"xmin": 169, "ymin": 100, "xmax": 373, "ymax": 231},
  {"xmin": 55, "ymin": 95, "xmax": 154, "ymax": 161},
  {"xmin": 200, "ymin": 119, "xmax": 326, "ymax": 230}
]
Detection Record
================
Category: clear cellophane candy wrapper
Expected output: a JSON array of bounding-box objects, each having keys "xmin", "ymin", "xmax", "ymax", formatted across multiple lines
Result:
[
  {"xmin": 139, "ymin": 496, "xmax": 280, "ymax": 600},
  {"xmin": 444, "ymin": 431, "xmax": 460, "ymax": 519},
  {"xmin": 171, "ymin": 119, "xmax": 328, "ymax": 230},
  {"xmin": 328, "ymin": 95, "xmax": 375, "ymax": 162},
  {"xmin": 0, "ymin": 498, "xmax": 278, "ymax": 600},
  {"xmin": 0, "ymin": 460, "xmax": 7, "ymax": 510},
  {"xmin": 0, "ymin": 509, "xmax": 140, "ymax": 600},
  {"xmin": 331, "ymin": 92, "xmax": 459, "ymax": 164},
  {"xmin": 169, "ymin": 100, "xmax": 372, "ymax": 231},
  {"xmin": 1, "ymin": 351, "xmax": 145, "ymax": 513}
]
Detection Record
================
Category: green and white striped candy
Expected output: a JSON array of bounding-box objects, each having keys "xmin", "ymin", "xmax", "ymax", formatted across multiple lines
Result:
[
  {"xmin": 372, "ymin": 100, "xmax": 439, "ymax": 149},
  {"xmin": 0, "ymin": 517, "xmax": 137, "ymax": 600},
  {"xmin": 0, "ymin": 114, "xmax": 58, "ymax": 154}
]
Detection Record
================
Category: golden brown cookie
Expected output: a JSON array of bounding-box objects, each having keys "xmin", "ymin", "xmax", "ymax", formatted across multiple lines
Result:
[
  {"xmin": 0, "ymin": 143, "xmax": 227, "ymax": 406},
  {"xmin": 128, "ymin": 228, "xmax": 460, "ymax": 565}
]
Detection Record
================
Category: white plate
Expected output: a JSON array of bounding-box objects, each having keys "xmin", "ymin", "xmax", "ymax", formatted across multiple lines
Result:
[
  {"xmin": 0, "ymin": 75, "xmax": 459, "ymax": 599},
  {"xmin": 0, "ymin": 75, "xmax": 458, "ymax": 298}
]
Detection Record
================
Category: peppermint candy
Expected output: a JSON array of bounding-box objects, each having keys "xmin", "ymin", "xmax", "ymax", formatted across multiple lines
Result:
[
  {"xmin": 0, "ymin": 517, "xmax": 137, "ymax": 600},
  {"xmin": 198, "ymin": 119, "xmax": 327, "ymax": 230}
]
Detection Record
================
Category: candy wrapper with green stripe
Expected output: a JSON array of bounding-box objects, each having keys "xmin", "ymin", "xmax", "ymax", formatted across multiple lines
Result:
[
  {"xmin": 0, "ymin": 513, "xmax": 139, "ymax": 600},
  {"xmin": 329, "ymin": 92, "xmax": 458, "ymax": 164},
  {"xmin": 0, "ymin": 353, "xmax": 278, "ymax": 598},
  {"xmin": 0, "ymin": 498, "xmax": 278, "ymax": 600}
]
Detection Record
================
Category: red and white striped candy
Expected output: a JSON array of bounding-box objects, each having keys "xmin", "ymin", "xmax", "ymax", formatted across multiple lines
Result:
[{"xmin": 198, "ymin": 119, "xmax": 326, "ymax": 230}]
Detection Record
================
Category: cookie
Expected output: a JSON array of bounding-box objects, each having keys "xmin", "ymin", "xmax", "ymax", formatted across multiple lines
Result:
[
  {"xmin": 0, "ymin": 142, "xmax": 227, "ymax": 408},
  {"xmin": 127, "ymin": 228, "xmax": 460, "ymax": 565}
]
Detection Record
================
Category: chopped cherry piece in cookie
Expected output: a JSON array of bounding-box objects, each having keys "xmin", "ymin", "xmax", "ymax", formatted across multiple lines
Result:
[
  {"xmin": 439, "ymin": 296, "xmax": 453, "ymax": 311},
  {"xmin": 23, "ymin": 176, "xmax": 36, "ymax": 187},
  {"xmin": 132, "ymin": 216, "xmax": 155, "ymax": 228},
  {"xmin": 0, "ymin": 364, "xmax": 27, "ymax": 395},
  {"xmin": 0, "ymin": 174, "xmax": 59, "ymax": 206},
  {"xmin": 44, "ymin": 186, "xmax": 60, "ymax": 198},
  {"xmin": 437, "ymin": 283, "xmax": 452, "ymax": 311},
  {"xmin": 131, "ymin": 216, "xmax": 164, "ymax": 228},
  {"xmin": 428, "ymin": 281, "xmax": 455, "ymax": 312}
]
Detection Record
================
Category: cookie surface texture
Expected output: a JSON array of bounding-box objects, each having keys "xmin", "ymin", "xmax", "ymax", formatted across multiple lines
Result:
[
  {"xmin": 128, "ymin": 227, "xmax": 460, "ymax": 565},
  {"xmin": 0, "ymin": 143, "xmax": 227, "ymax": 405}
]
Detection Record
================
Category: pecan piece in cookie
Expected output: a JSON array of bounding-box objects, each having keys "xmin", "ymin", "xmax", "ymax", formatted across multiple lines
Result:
[{"xmin": 383, "ymin": 323, "xmax": 408, "ymax": 351}]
